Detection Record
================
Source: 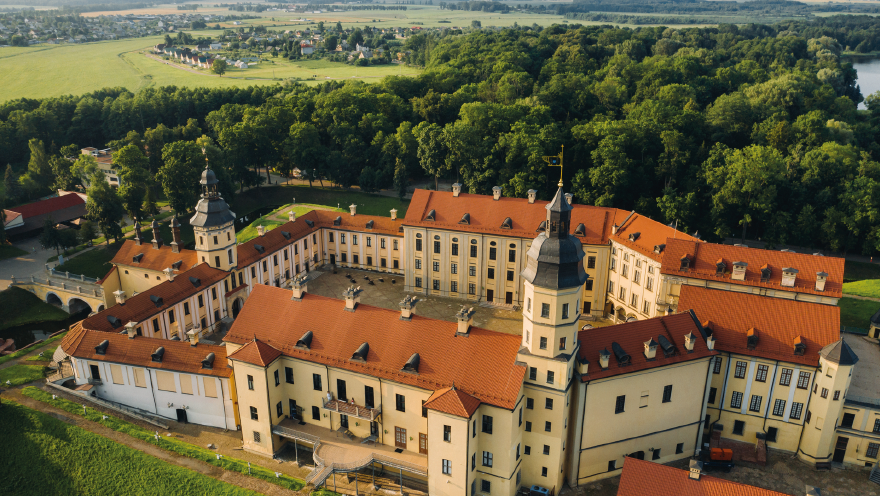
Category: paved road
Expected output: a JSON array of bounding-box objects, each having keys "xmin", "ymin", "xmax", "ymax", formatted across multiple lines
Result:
[{"xmin": 0, "ymin": 239, "xmax": 57, "ymax": 290}]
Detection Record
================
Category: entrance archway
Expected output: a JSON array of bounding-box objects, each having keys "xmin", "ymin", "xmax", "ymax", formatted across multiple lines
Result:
[
  {"xmin": 231, "ymin": 297, "xmax": 244, "ymax": 318},
  {"xmin": 616, "ymin": 308, "xmax": 626, "ymax": 322},
  {"xmin": 67, "ymin": 297, "xmax": 93, "ymax": 315},
  {"xmin": 46, "ymin": 292, "xmax": 63, "ymax": 308}
]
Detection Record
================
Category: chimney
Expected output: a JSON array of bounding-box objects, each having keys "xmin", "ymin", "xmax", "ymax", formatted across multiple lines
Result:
[
  {"xmin": 187, "ymin": 328, "xmax": 199, "ymax": 347},
  {"xmin": 151, "ymin": 219, "xmax": 162, "ymax": 249},
  {"xmin": 343, "ymin": 285, "xmax": 363, "ymax": 311},
  {"xmin": 706, "ymin": 335, "xmax": 716, "ymax": 350},
  {"xmin": 256, "ymin": 225, "xmax": 265, "ymax": 237},
  {"xmin": 731, "ymin": 261, "xmax": 747, "ymax": 281},
  {"xmin": 170, "ymin": 216, "xmax": 182, "ymax": 253},
  {"xmin": 598, "ymin": 348, "xmax": 610, "ymax": 369},
  {"xmin": 133, "ymin": 220, "xmax": 143, "ymax": 246},
  {"xmin": 564, "ymin": 193, "xmax": 573, "ymax": 205},
  {"xmin": 527, "ymin": 189, "xmax": 537, "ymax": 204},
  {"xmin": 164, "ymin": 267, "xmax": 175, "ymax": 281},
  {"xmin": 113, "ymin": 290, "xmax": 126, "ymax": 305},
  {"xmin": 125, "ymin": 321, "xmax": 137, "ymax": 339},
  {"xmin": 291, "ymin": 275, "xmax": 308, "ymax": 300},
  {"xmin": 684, "ymin": 332, "xmax": 696, "ymax": 352},
  {"xmin": 781, "ymin": 268, "xmax": 798, "ymax": 287},
  {"xmin": 492, "ymin": 186, "xmax": 502, "ymax": 201},
  {"xmin": 688, "ymin": 460, "xmax": 703, "ymax": 480},
  {"xmin": 805, "ymin": 485, "xmax": 821, "ymax": 496},
  {"xmin": 349, "ymin": 203, "xmax": 357, "ymax": 216},
  {"xmin": 390, "ymin": 208, "xmax": 397, "ymax": 221},
  {"xmin": 399, "ymin": 295, "xmax": 419, "ymax": 321},
  {"xmin": 455, "ymin": 306, "xmax": 476, "ymax": 336},
  {"xmin": 289, "ymin": 210, "xmax": 296, "ymax": 222},
  {"xmin": 452, "ymin": 183, "xmax": 462, "ymax": 197},
  {"xmin": 611, "ymin": 223, "xmax": 619, "ymax": 235},
  {"xmin": 643, "ymin": 338, "xmax": 658, "ymax": 360},
  {"xmin": 815, "ymin": 271, "xmax": 827, "ymax": 292}
]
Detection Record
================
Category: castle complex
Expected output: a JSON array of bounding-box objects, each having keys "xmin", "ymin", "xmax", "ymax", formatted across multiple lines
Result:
[{"xmin": 56, "ymin": 165, "xmax": 878, "ymax": 495}]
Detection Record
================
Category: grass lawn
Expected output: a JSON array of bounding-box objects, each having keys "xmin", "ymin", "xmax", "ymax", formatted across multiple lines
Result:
[
  {"xmin": 0, "ymin": 331, "xmax": 67, "ymax": 366},
  {"xmin": 844, "ymin": 261, "xmax": 880, "ymax": 282},
  {"xmin": 236, "ymin": 202, "xmax": 345, "ymax": 243},
  {"xmin": 838, "ymin": 297, "xmax": 878, "ymax": 329},
  {"xmin": 20, "ymin": 387, "xmax": 305, "ymax": 491},
  {"xmin": 53, "ymin": 243, "xmax": 123, "ymax": 280},
  {"xmin": 0, "ymin": 243, "xmax": 27, "ymax": 261},
  {"xmin": 0, "ymin": 401, "xmax": 261, "ymax": 496},
  {"xmin": 0, "ymin": 287, "xmax": 70, "ymax": 332},
  {"xmin": 842, "ymin": 279, "xmax": 880, "ymax": 298},
  {"xmin": 0, "ymin": 364, "xmax": 47, "ymax": 386},
  {"xmin": 230, "ymin": 185, "xmax": 409, "ymax": 220},
  {"xmin": 25, "ymin": 353, "xmax": 52, "ymax": 362}
]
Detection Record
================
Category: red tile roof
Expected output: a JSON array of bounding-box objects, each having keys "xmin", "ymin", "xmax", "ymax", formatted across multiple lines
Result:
[
  {"xmin": 677, "ymin": 286, "xmax": 840, "ymax": 366},
  {"xmin": 423, "ymin": 386, "xmax": 482, "ymax": 418},
  {"xmin": 82, "ymin": 263, "xmax": 228, "ymax": 334},
  {"xmin": 61, "ymin": 322, "xmax": 230, "ymax": 378},
  {"xmin": 576, "ymin": 312, "xmax": 717, "ymax": 381},
  {"xmin": 111, "ymin": 239, "xmax": 199, "ymax": 274},
  {"xmin": 227, "ymin": 338, "xmax": 282, "ymax": 367},
  {"xmin": 612, "ymin": 213, "xmax": 701, "ymax": 262},
  {"xmin": 6, "ymin": 193, "xmax": 84, "ymax": 219},
  {"xmin": 3, "ymin": 210, "xmax": 21, "ymax": 227},
  {"xmin": 617, "ymin": 457, "xmax": 791, "ymax": 496},
  {"xmin": 660, "ymin": 238, "xmax": 844, "ymax": 298},
  {"xmin": 224, "ymin": 285, "xmax": 526, "ymax": 410}
]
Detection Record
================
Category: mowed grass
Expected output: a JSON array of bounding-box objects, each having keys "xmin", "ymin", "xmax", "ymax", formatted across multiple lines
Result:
[
  {"xmin": 236, "ymin": 202, "xmax": 345, "ymax": 242},
  {"xmin": 54, "ymin": 243, "xmax": 122, "ymax": 280},
  {"xmin": 842, "ymin": 279, "xmax": 880, "ymax": 299},
  {"xmin": 0, "ymin": 401, "xmax": 262, "ymax": 496},
  {"xmin": 230, "ymin": 184, "xmax": 410, "ymax": 219},
  {"xmin": 0, "ymin": 331, "xmax": 67, "ymax": 366},
  {"xmin": 0, "ymin": 287, "xmax": 70, "ymax": 331},
  {"xmin": 844, "ymin": 260, "xmax": 880, "ymax": 282},
  {"xmin": 0, "ymin": 364, "xmax": 47, "ymax": 386},
  {"xmin": 838, "ymin": 297, "xmax": 878, "ymax": 329}
]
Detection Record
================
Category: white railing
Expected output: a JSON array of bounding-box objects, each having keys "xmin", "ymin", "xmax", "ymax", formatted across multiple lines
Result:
[{"xmin": 10, "ymin": 275, "xmax": 103, "ymax": 297}]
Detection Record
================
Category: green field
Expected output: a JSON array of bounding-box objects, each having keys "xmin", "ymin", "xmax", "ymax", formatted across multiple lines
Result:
[
  {"xmin": 229, "ymin": 184, "xmax": 410, "ymax": 219},
  {"xmin": 0, "ymin": 401, "xmax": 261, "ymax": 496},
  {"xmin": 54, "ymin": 243, "xmax": 123, "ymax": 280},
  {"xmin": 236, "ymin": 202, "xmax": 345, "ymax": 243},
  {"xmin": 0, "ymin": 364, "xmax": 47, "ymax": 386},
  {"xmin": 844, "ymin": 260, "xmax": 880, "ymax": 282},
  {"xmin": 838, "ymin": 297, "xmax": 877, "ymax": 329},
  {"xmin": 842, "ymin": 279, "xmax": 880, "ymax": 299}
]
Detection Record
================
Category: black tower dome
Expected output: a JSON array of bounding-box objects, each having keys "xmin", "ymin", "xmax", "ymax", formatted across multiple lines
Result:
[
  {"xmin": 520, "ymin": 187, "xmax": 589, "ymax": 289},
  {"xmin": 189, "ymin": 164, "xmax": 235, "ymax": 228}
]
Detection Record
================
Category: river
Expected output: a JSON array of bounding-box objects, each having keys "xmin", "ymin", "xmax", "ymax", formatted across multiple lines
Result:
[{"xmin": 852, "ymin": 57, "xmax": 880, "ymax": 109}]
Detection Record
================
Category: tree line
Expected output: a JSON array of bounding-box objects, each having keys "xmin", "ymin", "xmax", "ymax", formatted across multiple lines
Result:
[{"xmin": 2, "ymin": 18, "xmax": 880, "ymax": 254}]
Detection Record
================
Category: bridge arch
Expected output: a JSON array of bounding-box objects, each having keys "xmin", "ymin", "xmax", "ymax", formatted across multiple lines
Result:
[
  {"xmin": 67, "ymin": 297, "xmax": 93, "ymax": 315},
  {"xmin": 46, "ymin": 292, "xmax": 63, "ymax": 308}
]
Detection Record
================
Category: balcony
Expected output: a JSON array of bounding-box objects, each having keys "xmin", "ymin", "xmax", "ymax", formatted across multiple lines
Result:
[
  {"xmin": 87, "ymin": 377, "xmax": 103, "ymax": 385},
  {"xmin": 321, "ymin": 398, "xmax": 381, "ymax": 422}
]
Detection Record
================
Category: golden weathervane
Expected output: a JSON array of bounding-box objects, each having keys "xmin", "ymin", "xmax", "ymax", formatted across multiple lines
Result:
[{"xmin": 543, "ymin": 145, "xmax": 564, "ymax": 187}]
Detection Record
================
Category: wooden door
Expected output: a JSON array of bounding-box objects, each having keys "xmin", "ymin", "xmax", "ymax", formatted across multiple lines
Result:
[
  {"xmin": 487, "ymin": 289, "xmax": 494, "ymax": 302},
  {"xmin": 395, "ymin": 426, "xmax": 407, "ymax": 449},
  {"xmin": 505, "ymin": 292, "xmax": 513, "ymax": 304},
  {"xmin": 419, "ymin": 433, "xmax": 428, "ymax": 455},
  {"xmin": 833, "ymin": 437, "xmax": 848, "ymax": 463}
]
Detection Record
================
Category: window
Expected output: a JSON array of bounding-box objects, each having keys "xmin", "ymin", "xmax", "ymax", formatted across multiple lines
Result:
[
  {"xmin": 543, "ymin": 445, "xmax": 550, "ymax": 455},
  {"xmin": 451, "ymin": 242, "xmax": 458, "ymax": 256},
  {"xmin": 482, "ymin": 415, "xmax": 493, "ymax": 434},
  {"xmin": 646, "ymin": 277, "xmax": 653, "ymax": 291},
  {"xmin": 415, "ymin": 238, "xmax": 421, "ymax": 251},
  {"xmin": 630, "ymin": 294, "xmax": 638, "ymax": 307},
  {"xmin": 442, "ymin": 459, "xmax": 451, "ymax": 475},
  {"xmin": 489, "ymin": 247, "xmax": 496, "ymax": 260},
  {"xmin": 481, "ymin": 480, "xmax": 491, "ymax": 493},
  {"xmin": 394, "ymin": 239, "xmax": 399, "ymax": 250},
  {"xmin": 250, "ymin": 406, "xmax": 258, "ymax": 420},
  {"xmin": 749, "ymin": 395, "xmax": 762, "ymax": 412},
  {"xmin": 468, "ymin": 283, "xmax": 475, "ymax": 295},
  {"xmin": 396, "ymin": 394, "xmax": 406, "ymax": 412},
  {"xmin": 525, "ymin": 421, "xmax": 532, "ymax": 432},
  {"xmin": 622, "ymin": 264, "xmax": 628, "ymax": 278},
  {"xmin": 509, "ymin": 249, "xmax": 516, "ymax": 263},
  {"xmin": 451, "ymin": 281, "xmax": 458, "ymax": 293},
  {"xmin": 541, "ymin": 303, "xmax": 550, "ymax": 318},
  {"xmin": 547, "ymin": 371, "xmax": 554, "ymax": 384},
  {"xmin": 381, "ymin": 238, "xmax": 386, "ymax": 249},
  {"xmin": 755, "ymin": 364, "xmax": 769, "ymax": 382},
  {"xmin": 833, "ymin": 390, "xmax": 840, "ymax": 400},
  {"xmin": 545, "ymin": 398, "xmax": 553, "ymax": 410},
  {"xmin": 432, "ymin": 279, "xmax": 440, "ymax": 290},
  {"xmin": 821, "ymin": 387, "xmax": 829, "ymax": 399},
  {"xmin": 842, "ymin": 413, "xmax": 856, "ymax": 429},
  {"xmin": 732, "ymin": 420, "xmax": 745, "ymax": 436},
  {"xmin": 586, "ymin": 280, "xmax": 594, "ymax": 291},
  {"xmin": 544, "ymin": 421, "xmax": 551, "ymax": 432},
  {"xmin": 587, "ymin": 256, "xmax": 596, "ymax": 269},
  {"xmin": 790, "ymin": 402, "xmax": 804, "ymax": 420},
  {"xmin": 451, "ymin": 263, "xmax": 458, "ymax": 274},
  {"xmin": 366, "ymin": 237, "xmax": 371, "ymax": 247},
  {"xmin": 472, "ymin": 453, "xmax": 476, "ymax": 470},
  {"xmin": 619, "ymin": 287, "xmax": 626, "ymax": 300},
  {"xmin": 506, "ymin": 270, "xmax": 514, "ymax": 281},
  {"xmin": 433, "ymin": 261, "xmax": 439, "ymax": 272},
  {"xmin": 662, "ymin": 385, "xmax": 673, "ymax": 403},
  {"xmin": 254, "ymin": 431, "xmax": 261, "ymax": 443},
  {"xmin": 433, "ymin": 240, "xmax": 440, "ymax": 254},
  {"xmin": 524, "ymin": 445, "xmax": 531, "ymax": 455},
  {"xmin": 341, "ymin": 233, "xmax": 346, "ymax": 244},
  {"xmin": 559, "ymin": 337, "xmax": 567, "ymax": 350},
  {"xmin": 312, "ymin": 406, "xmax": 320, "ymax": 420},
  {"xmin": 516, "ymin": 470, "xmax": 522, "ymax": 485},
  {"xmin": 247, "ymin": 375, "xmax": 254, "ymax": 391},
  {"xmin": 422, "ymin": 400, "xmax": 428, "ymax": 418},
  {"xmin": 730, "ymin": 391, "xmax": 743, "ymax": 409},
  {"xmin": 868, "ymin": 443, "xmax": 880, "ymax": 459},
  {"xmin": 312, "ymin": 373, "xmax": 322, "ymax": 391},
  {"xmin": 734, "ymin": 361, "xmax": 747, "ymax": 379},
  {"xmin": 183, "ymin": 302, "xmax": 190, "ymax": 316},
  {"xmin": 539, "ymin": 337, "xmax": 548, "ymax": 350},
  {"xmin": 470, "ymin": 244, "xmax": 477, "ymax": 258},
  {"xmin": 633, "ymin": 270, "xmax": 641, "ymax": 284},
  {"xmin": 285, "ymin": 367, "xmax": 294, "ymax": 384},
  {"xmin": 468, "ymin": 265, "xmax": 476, "ymax": 277},
  {"xmin": 773, "ymin": 399, "xmax": 786, "ymax": 417},
  {"xmin": 713, "ymin": 357, "xmax": 722, "ymax": 374},
  {"xmin": 708, "ymin": 387, "xmax": 717, "ymax": 404},
  {"xmin": 806, "ymin": 410, "xmax": 812, "ymax": 424},
  {"xmin": 779, "ymin": 368, "xmax": 793, "ymax": 386},
  {"xmin": 562, "ymin": 303, "xmax": 569, "ymax": 319},
  {"xmin": 676, "ymin": 443, "xmax": 684, "ymax": 454},
  {"xmin": 610, "ymin": 258, "xmax": 616, "ymax": 271},
  {"xmin": 652, "ymin": 449, "xmax": 661, "ymax": 460},
  {"xmin": 274, "ymin": 370, "xmax": 280, "ymax": 386},
  {"xmin": 608, "ymin": 460, "xmax": 616, "ymax": 472},
  {"xmin": 643, "ymin": 301, "xmax": 650, "ymax": 314},
  {"xmin": 608, "ymin": 281, "xmax": 614, "ymax": 294},
  {"xmin": 518, "ymin": 407, "xmax": 523, "ymax": 426},
  {"xmin": 874, "ymin": 419, "xmax": 880, "ymax": 434},
  {"xmin": 277, "ymin": 402, "xmax": 283, "ymax": 417},
  {"xmin": 797, "ymin": 371, "xmax": 811, "ymax": 389},
  {"xmin": 615, "ymin": 395, "xmax": 625, "ymax": 414},
  {"xmin": 529, "ymin": 368, "xmax": 537, "ymax": 381},
  {"xmin": 482, "ymin": 451, "xmax": 493, "ymax": 467},
  {"xmin": 443, "ymin": 425, "xmax": 451, "ymax": 442},
  {"xmin": 415, "ymin": 277, "xmax": 422, "ymax": 288},
  {"xmin": 328, "ymin": 232, "xmax": 335, "ymax": 243}
]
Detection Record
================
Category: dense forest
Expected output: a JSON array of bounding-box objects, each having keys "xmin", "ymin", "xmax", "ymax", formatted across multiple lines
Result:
[{"xmin": 3, "ymin": 17, "xmax": 880, "ymax": 255}]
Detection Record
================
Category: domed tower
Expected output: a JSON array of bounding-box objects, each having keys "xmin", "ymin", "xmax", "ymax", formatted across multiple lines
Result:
[{"xmin": 190, "ymin": 163, "xmax": 237, "ymax": 271}]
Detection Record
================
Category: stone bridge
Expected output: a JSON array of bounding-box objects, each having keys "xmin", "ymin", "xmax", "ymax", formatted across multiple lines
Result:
[{"xmin": 9, "ymin": 268, "xmax": 107, "ymax": 315}]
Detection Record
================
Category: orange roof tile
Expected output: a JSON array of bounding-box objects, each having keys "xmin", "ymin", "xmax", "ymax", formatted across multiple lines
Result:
[
  {"xmin": 611, "ymin": 213, "xmax": 701, "ymax": 262},
  {"xmin": 677, "ymin": 286, "xmax": 840, "ymax": 366},
  {"xmin": 227, "ymin": 338, "xmax": 282, "ymax": 367},
  {"xmin": 423, "ymin": 386, "xmax": 482, "ymax": 418},
  {"xmin": 61, "ymin": 323, "xmax": 230, "ymax": 378},
  {"xmin": 111, "ymin": 239, "xmax": 199, "ymax": 274},
  {"xmin": 577, "ymin": 312, "xmax": 717, "ymax": 381},
  {"xmin": 224, "ymin": 285, "xmax": 526, "ymax": 410},
  {"xmin": 660, "ymin": 238, "xmax": 844, "ymax": 298},
  {"xmin": 312, "ymin": 210, "xmax": 402, "ymax": 236},
  {"xmin": 82, "ymin": 263, "xmax": 228, "ymax": 334},
  {"xmin": 618, "ymin": 457, "xmax": 792, "ymax": 496}
]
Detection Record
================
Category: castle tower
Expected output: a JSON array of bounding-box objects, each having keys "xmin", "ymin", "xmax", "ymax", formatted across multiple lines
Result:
[
  {"xmin": 797, "ymin": 338, "xmax": 858, "ymax": 467},
  {"xmin": 517, "ymin": 186, "xmax": 589, "ymax": 490},
  {"xmin": 190, "ymin": 162, "xmax": 237, "ymax": 271}
]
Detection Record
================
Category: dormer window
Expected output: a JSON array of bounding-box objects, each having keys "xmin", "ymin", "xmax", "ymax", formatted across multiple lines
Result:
[
  {"xmin": 536, "ymin": 220, "xmax": 546, "ymax": 233},
  {"xmin": 781, "ymin": 268, "xmax": 798, "ymax": 287},
  {"xmin": 425, "ymin": 209, "xmax": 436, "ymax": 221},
  {"xmin": 731, "ymin": 261, "xmax": 747, "ymax": 281},
  {"xmin": 500, "ymin": 217, "xmax": 512, "ymax": 229},
  {"xmin": 760, "ymin": 264, "xmax": 771, "ymax": 282},
  {"xmin": 333, "ymin": 216, "xmax": 342, "ymax": 226},
  {"xmin": 459, "ymin": 213, "xmax": 470, "ymax": 225},
  {"xmin": 574, "ymin": 223, "xmax": 585, "ymax": 236},
  {"xmin": 679, "ymin": 255, "xmax": 691, "ymax": 272},
  {"xmin": 794, "ymin": 336, "xmax": 806, "ymax": 356},
  {"xmin": 653, "ymin": 244, "xmax": 665, "ymax": 254},
  {"xmin": 628, "ymin": 232, "xmax": 640, "ymax": 242},
  {"xmin": 747, "ymin": 328, "xmax": 758, "ymax": 350},
  {"xmin": 715, "ymin": 259, "xmax": 726, "ymax": 276}
]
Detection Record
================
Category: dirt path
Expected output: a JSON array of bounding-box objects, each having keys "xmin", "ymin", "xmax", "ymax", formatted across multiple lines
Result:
[
  {"xmin": 6, "ymin": 385, "xmax": 303, "ymax": 496},
  {"xmin": 842, "ymin": 293, "xmax": 880, "ymax": 302}
]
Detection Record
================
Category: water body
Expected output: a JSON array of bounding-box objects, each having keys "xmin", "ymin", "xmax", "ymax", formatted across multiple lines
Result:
[
  {"xmin": 851, "ymin": 57, "xmax": 880, "ymax": 109},
  {"xmin": 0, "ymin": 309, "xmax": 89, "ymax": 349}
]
